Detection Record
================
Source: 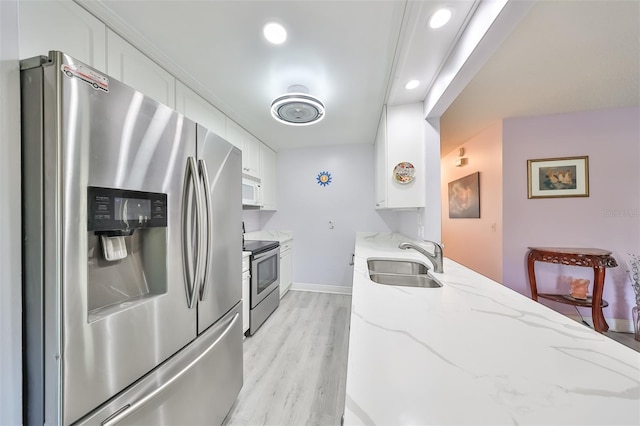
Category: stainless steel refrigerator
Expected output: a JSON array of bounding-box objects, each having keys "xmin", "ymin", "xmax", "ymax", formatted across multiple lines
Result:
[{"xmin": 21, "ymin": 51, "xmax": 243, "ymax": 425}]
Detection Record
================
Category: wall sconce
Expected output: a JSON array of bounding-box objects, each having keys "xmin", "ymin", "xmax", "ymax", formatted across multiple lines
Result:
[{"xmin": 455, "ymin": 147, "xmax": 467, "ymax": 167}]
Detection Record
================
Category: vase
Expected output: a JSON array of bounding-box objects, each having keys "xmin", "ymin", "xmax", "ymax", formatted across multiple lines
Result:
[{"xmin": 633, "ymin": 305, "xmax": 640, "ymax": 342}]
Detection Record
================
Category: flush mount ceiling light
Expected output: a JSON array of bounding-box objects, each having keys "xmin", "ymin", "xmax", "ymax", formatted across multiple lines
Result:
[
  {"xmin": 429, "ymin": 8, "xmax": 453, "ymax": 29},
  {"xmin": 405, "ymin": 79, "xmax": 420, "ymax": 90},
  {"xmin": 263, "ymin": 22, "xmax": 287, "ymax": 44},
  {"xmin": 271, "ymin": 85, "xmax": 325, "ymax": 126}
]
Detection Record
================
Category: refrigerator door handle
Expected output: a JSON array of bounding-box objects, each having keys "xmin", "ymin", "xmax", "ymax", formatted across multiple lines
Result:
[
  {"xmin": 182, "ymin": 157, "xmax": 202, "ymax": 309},
  {"xmin": 100, "ymin": 312, "xmax": 241, "ymax": 426},
  {"xmin": 198, "ymin": 159, "xmax": 213, "ymax": 301}
]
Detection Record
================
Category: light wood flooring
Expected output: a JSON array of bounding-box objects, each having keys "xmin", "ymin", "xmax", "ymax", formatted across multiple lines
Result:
[{"xmin": 223, "ymin": 290, "xmax": 351, "ymax": 426}]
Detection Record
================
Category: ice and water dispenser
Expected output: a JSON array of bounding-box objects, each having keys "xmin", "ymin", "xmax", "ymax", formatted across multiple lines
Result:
[{"xmin": 87, "ymin": 186, "xmax": 168, "ymax": 319}]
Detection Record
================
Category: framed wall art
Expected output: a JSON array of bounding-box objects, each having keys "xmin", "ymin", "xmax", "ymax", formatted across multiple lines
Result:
[
  {"xmin": 527, "ymin": 156, "xmax": 589, "ymax": 199},
  {"xmin": 448, "ymin": 172, "xmax": 480, "ymax": 218}
]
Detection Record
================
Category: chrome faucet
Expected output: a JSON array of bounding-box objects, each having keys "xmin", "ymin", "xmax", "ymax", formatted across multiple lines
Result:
[{"xmin": 398, "ymin": 240, "xmax": 444, "ymax": 273}]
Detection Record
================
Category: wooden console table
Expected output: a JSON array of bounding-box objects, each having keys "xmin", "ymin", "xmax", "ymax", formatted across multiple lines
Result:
[{"xmin": 526, "ymin": 247, "xmax": 618, "ymax": 333}]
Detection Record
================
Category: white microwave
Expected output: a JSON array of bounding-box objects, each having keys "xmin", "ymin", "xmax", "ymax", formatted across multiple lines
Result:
[{"xmin": 242, "ymin": 178, "xmax": 262, "ymax": 207}]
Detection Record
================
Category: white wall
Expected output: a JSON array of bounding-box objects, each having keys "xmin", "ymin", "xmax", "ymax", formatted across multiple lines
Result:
[
  {"xmin": 262, "ymin": 143, "xmax": 395, "ymax": 287},
  {"xmin": 0, "ymin": 0, "xmax": 22, "ymax": 423}
]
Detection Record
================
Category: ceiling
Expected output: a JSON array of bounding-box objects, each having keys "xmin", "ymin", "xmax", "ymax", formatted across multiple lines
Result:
[
  {"xmin": 78, "ymin": 1, "xmax": 639, "ymax": 156},
  {"xmin": 440, "ymin": 0, "xmax": 640, "ymax": 155},
  {"xmin": 78, "ymin": 0, "xmax": 478, "ymax": 151}
]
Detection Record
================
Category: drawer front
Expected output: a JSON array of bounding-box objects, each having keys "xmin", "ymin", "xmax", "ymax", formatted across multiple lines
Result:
[
  {"xmin": 280, "ymin": 240, "xmax": 293, "ymax": 253},
  {"xmin": 242, "ymin": 255, "xmax": 250, "ymax": 272}
]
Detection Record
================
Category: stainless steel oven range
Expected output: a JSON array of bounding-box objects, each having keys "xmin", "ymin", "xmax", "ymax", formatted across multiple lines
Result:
[{"xmin": 243, "ymin": 240, "xmax": 280, "ymax": 335}]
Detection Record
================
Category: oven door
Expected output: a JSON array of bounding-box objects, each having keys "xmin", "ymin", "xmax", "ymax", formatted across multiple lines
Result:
[{"xmin": 250, "ymin": 246, "xmax": 280, "ymax": 308}]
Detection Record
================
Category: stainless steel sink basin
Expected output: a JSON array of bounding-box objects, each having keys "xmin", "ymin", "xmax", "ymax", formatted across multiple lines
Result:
[
  {"xmin": 369, "ymin": 273, "xmax": 442, "ymax": 288},
  {"xmin": 366, "ymin": 258, "xmax": 442, "ymax": 288},
  {"xmin": 367, "ymin": 258, "xmax": 429, "ymax": 275}
]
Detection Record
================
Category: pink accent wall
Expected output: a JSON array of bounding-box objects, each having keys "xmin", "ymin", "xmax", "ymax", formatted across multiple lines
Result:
[
  {"xmin": 441, "ymin": 121, "xmax": 503, "ymax": 282},
  {"xmin": 502, "ymin": 107, "xmax": 640, "ymax": 326}
]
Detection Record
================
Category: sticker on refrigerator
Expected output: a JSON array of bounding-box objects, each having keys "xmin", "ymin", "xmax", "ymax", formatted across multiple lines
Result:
[{"xmin": 61, "ymin": 64, "xmax": 109, "ymax": 93}]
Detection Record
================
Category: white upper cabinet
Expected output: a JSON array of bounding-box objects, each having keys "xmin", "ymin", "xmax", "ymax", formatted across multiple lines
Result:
[
  {"xmin": 242, "ymin": 134, "xmax": 262, "ymax": 179},
  {"xmin": 106, "ymin": 30, "xmax": 175, "ymax": 108},
  {"xmin": 175, "ymin": 81, "xmax": 226, "ymax": 137},
  {"xmin": 260, "ymin": 145, "xmax": 277, "ymax": 211},
  {"xmin": 374, "ymin": 107, "xmax": 387, "ymax": 207},
  {"xmin": 374, "ymin": 103, "xmax": 425, "ymax": 209},
  {"xmin": 224, "ymin": 118, "xmax": 244, "ymax": 150},
  {"xmin": 225, "ymin": 118, "xmax": 261, "ymax": 180},
  {"xmin": 19, "ymin": 0, "xmax": 106, "ymax": 71}
]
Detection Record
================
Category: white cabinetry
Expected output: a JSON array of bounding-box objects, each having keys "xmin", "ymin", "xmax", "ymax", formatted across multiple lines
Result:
[
  {"xmin": 19, "ymin": 0, "xmax": 106, "ymax": 71},
  {"xmin": 242, "ymin": 253, "xmax": 250, "ymax": 335},
  {"xmin": 279, "ymin": 239, "xmax": 293, "ymax": 298},
  {"xmin": 260, "ymin": 145, "xmax": 277, "ymax": 210},
  {"xmin": 175, "ymin": 81, "xmax": 226, "ymax": 137},
  {"xmin": 106, "ymin": 30, "xmax": 176, "ymax": 108},
  {"xmin": 225, "ymin": 119, "xmax": 261, "ymax": 179},
  {"xmin": 242, "ymin": 134, "xmax": 262, "ymax": 178},
  {"xmin": 374, "ymin": 103, "xmax": 425, "ymax": 209}
]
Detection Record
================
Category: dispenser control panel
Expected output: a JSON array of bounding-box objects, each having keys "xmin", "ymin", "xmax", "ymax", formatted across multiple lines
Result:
[{"xmin": 88, "ymin": 186, "xmax": 167, "ymax": 234}]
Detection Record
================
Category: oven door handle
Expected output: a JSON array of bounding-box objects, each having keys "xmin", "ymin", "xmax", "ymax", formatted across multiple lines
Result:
[{"xmin": 252, "ymin": 246, "xmax": 280, "ymax": 261}]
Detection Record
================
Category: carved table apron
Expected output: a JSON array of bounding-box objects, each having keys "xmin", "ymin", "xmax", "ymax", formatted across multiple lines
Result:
[{"xmin": 527, "ymin": 247, "xmax": 618, "ymax": 333}]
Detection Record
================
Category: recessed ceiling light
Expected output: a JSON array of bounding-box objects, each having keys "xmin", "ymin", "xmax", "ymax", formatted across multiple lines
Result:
[
  {"xmin": 263, "ymin": 22, "xmax": 287, "ymax": 44},
  {"xmin": 405, "ymin": 80, "xmax": 420, "ymax": 90},
  {"xmin": 429, "ymin": 8, "xmax": 452, "ymax": 29}
]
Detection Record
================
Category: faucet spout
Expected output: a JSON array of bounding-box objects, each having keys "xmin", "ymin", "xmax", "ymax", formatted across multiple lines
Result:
[{"xmin": 398, "ymin": 240, "xmax": 444, "ymax": 273}]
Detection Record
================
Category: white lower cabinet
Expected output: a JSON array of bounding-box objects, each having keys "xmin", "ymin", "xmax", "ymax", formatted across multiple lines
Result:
[
  {"xmin": 279, "ymin": 240, "xmax": 293, "ymax": 298},
  {"xmin": 242, "ymin": 253, "xmax": 250, "ymax": 335}
]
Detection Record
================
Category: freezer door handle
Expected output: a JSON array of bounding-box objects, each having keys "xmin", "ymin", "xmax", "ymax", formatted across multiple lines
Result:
[
  {"xmin": 182, "ymin": 156, "xmax": 202, "ymax": 309},
  {"xmin": 100, "ymin": 312, "xmax": 241, "ymax": 426},
  {"xmin": 198, "ymin": 159, "xmax": 213, "ymax": 301}
]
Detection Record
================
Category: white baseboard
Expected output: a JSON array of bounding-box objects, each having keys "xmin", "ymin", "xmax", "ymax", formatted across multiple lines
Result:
[
  {"xmin": 290, "ymin": 282, "xmax": 352, "ymax": 295},
  {"xmin": 566, "ymin": 315, "xmax": 633, "ymax": 333}
]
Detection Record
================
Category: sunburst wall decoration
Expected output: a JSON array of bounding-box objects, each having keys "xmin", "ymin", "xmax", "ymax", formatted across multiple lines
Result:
[{"xmin": 316, "ymin": 171, "xmax": 332, "ymax": 187}]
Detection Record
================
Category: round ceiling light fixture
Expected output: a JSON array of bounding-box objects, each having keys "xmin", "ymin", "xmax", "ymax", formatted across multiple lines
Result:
[
  {"xmin": 429, "ymin": 7, "xmax": 453, "ymax": 29},
  {"xmin": 271, "ymin": 85, "xmax": 325, "ymax": 126},
  {"xmin": 263, "ymin": 22, "xmax": 287, "ymax": 44}
]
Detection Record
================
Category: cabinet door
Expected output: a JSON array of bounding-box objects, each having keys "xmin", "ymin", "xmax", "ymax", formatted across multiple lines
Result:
[
  {"xmin": 107, "ymin": 30, "xmax": 175, "ymax": 108},
  {"xmin": 242, "ymin": 270, "xmax": 250, "ymax": 334},
  {"xmin": 280, "ymin": 248, "xmax": 292, "ymax": 298},
  {"xmin": 224, "ymin": 118, "xmax": 243, "ymax": 150},
  {"xmin": 374, "ymin": 107, "xmax": 387, "ymax": 208},
  {"xmin": 260, "ymin": 145, "xmax": 277, "ymax": 211},
  {"xmin": 176, "ymin": 81, "xmax": 226, "ymax": 137},
  {"xmin": 386, "ymin": 103, "xmax": 425, "ymax": 208},
  {"xmin": 19, "ymin": 0, "xmax": 106, "ymax": 71},
  {"xmin": 243, "ymin": 134, "xmax": 262, "ymax": 179}
]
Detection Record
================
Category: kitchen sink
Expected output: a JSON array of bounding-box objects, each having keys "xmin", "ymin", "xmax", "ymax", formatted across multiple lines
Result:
[
  {"xmin": 369, "ymin": 273, "xmax": 442, "ymax": 288},
  {"xmin": 367, "ymin": 258, "xmax": 429, "ymax": 275},
  {"xmin": 366, "ymin": 258, "xmax": 442, "ymax": 288}
]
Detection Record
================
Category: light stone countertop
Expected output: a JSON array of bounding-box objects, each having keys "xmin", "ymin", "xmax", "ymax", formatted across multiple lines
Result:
[
  {"xmin": 344, "ymin": 232, "xmax": 640, "ymax": 426},
  {"xmin": 244, "ymin": 230, "xmax": 293, "ymax": 243}
]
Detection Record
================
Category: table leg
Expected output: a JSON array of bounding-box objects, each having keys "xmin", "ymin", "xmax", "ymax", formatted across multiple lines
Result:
[
  {"xmin": 527, "ymin": 251, "xmax": 538, "ymax": 301},
  {"xmin": 591, "ymin": 266, "xmax": 609, "ymax": 333}
]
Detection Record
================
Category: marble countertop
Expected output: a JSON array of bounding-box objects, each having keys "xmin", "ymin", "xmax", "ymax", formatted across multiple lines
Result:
[
  {"xmin": 244, "ymin": 230, "xmax": 293, "ymax": 243},
  {"xmin": 344, "ymin": 232, "xmax": 640, "ymax": 425}
]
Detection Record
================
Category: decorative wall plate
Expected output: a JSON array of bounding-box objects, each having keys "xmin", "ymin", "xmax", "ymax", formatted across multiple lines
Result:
[{"xmin": 393, "ymin": 162, "xmax": 415, "ymax": 184}]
